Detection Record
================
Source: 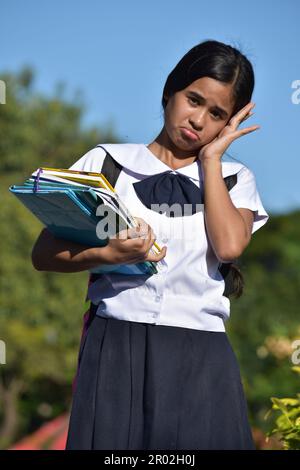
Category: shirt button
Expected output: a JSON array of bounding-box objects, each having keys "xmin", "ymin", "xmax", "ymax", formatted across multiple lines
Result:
[{"xmin": 155, "ymin": 295, "xmax": 161, "ymax": 302}]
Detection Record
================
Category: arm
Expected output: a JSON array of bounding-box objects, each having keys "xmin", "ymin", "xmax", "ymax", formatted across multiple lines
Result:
[
  {"xmin": 31, "ymin": 220, "xmax": 167, "ymax": 273},
  {"xmin": 202, "ymin": 160, "xmax": 254, "ymax": 262},
  {"xmin": 31, "ymin": 228, "xmax": 107, "ymax": 273},
  {"xmin": 197, "ymin": 101, "xmax": 259, "ymax": 262}
]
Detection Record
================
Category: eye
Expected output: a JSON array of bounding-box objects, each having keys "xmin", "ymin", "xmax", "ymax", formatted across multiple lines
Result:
[
  {"xmin": 188, "ymin": 96, "xmax": 198, "ymax": 105},
  {"xmin": 211, "ymin": 110, "xmax": 221, "ymax": 120}
]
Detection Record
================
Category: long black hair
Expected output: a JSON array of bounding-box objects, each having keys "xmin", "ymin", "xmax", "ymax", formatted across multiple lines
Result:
[{"xmin": 161, "ymin": 40, "xmax": 255, "ymax": 298}]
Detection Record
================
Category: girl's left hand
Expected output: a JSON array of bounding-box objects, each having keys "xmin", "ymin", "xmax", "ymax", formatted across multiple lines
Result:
[{"xmin": 198, "ymin": 102, "xmax": 260, "ymax": 164}]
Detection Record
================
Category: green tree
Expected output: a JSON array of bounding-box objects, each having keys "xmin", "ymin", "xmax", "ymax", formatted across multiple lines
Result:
[
  {"xmin": 0, "ymin": 67, "xmax": 120, "ymax": 447},
  {"xmin": 265, "ymin": 367, "xmax": 300, "ymax": 449},
  {"xmin": 0, "ymin": 66, "xmax": 118, "ymax": 174},
  {"xmin": 227, "ymin": 210, "xmax": 300, "ymax": 440}
]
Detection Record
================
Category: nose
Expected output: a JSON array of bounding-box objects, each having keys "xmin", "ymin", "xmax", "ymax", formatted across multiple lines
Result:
[{"xmin": 189, "ymin": 108, "xmax": 206, "ymax": 130}]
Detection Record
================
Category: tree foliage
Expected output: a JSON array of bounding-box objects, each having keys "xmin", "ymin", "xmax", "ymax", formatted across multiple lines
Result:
[
  {"xmin": 265, "ymin": 367, "xmax": 300, "ymax": 449},
  {"xmin": 0, "ymin": 67, "xmax": 120, "ymax": 447}
]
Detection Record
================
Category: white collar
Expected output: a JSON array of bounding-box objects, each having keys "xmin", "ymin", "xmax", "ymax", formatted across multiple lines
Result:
[{"xmin": 98, "ymin": 143, "xmax": 245, "ymax": 182}]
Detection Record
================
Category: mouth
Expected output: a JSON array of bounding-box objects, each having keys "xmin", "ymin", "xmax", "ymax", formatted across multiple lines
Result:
[{"xmin": 181, "ymin": 127, "xmax": 200, "ymax": 141}]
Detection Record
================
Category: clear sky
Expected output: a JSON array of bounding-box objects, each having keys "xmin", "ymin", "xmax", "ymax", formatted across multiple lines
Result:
[{"xmin": 1, "ymin": 0, "xmax": 300, "ymax": 215}]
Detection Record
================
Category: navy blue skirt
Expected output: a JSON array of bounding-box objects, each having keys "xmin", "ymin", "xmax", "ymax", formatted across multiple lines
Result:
[{"xmin": 66, "ymin": 305, "xmax": 255, "ymax": 450}]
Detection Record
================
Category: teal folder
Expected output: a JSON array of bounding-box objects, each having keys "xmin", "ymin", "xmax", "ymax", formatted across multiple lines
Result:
[{"xmin": 9, "ymin": 184, "xmax": 158, "ymax": 275}]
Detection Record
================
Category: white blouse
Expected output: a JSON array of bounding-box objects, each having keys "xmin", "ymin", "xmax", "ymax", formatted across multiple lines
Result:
[{"xmin": 69, "ymin": 143, "xmax": 269, "ymax": 332}]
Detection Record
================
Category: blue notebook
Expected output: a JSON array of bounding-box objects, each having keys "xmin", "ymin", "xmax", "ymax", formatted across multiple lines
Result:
[{"xmin": 9, "ymin": 184, "xmax": 158, "ymax": 276}]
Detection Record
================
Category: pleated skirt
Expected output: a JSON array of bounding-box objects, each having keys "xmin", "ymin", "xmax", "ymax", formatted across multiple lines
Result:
[{"xmin": 66, "ymin": 304, "xmax": 255, "ymax": 450}]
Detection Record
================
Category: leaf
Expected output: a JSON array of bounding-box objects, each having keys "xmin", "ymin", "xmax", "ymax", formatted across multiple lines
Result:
[{"xmin": 279, "ymin": 398, "xmax": 300, "ymax": 407}]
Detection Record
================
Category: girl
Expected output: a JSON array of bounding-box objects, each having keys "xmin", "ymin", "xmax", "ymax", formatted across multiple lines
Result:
[{"xmin": 31, "ymin": 39, "xmax": 269, "ymax": 450}]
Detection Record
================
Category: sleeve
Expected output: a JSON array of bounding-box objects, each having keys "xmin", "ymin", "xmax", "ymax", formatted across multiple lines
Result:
[
  {"xmin": 229, "ymin": 166, "xmax": 269, "ymax": 234},
  {"xmin": 68, "ymin": 146, "xmax": 107, "ymax": 173}
]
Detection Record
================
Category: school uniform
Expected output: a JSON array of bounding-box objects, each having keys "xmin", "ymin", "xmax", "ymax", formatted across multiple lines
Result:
[{"xmin": 65, "ymin": 143, "xmax": 269, "ymax": 450}]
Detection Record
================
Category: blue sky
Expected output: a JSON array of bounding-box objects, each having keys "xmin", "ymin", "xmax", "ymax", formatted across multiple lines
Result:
[{"xmin": 1, "ymin": 0, "xmax": 300, "ymax": 215}]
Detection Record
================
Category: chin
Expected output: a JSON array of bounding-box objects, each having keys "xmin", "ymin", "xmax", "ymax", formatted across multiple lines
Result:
[{"xmin": 176, "ymin": 134, "xmax": 199, "ymax": 149}]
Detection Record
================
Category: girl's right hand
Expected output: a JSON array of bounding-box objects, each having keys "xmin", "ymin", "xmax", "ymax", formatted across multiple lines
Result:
[{"xmin": 92, "ymin": 217, "xmax": 167, "ymax": 266}]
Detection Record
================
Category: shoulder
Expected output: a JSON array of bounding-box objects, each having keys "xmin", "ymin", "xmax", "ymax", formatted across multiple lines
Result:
[
  {"xmin": 69, "ymin": 143, "xmax": 156, "ymax": 175},
  {"xmin": 68, "ymin": 143, "xmax": 141, "ymax": 173},
  {"xmin": 223, "ymin": 160, "xmax": 270, "ymax": 234},
  {"xmin": 68, "ymin": 146, "xmax": 107, "ymax": 172},
  {"xmin": 221, "ymin": 161, "xmax": 258, "ymax": 192},
  {"xmin": 221, "ymin": 160, "xmax": 254, "ymax": 179}
]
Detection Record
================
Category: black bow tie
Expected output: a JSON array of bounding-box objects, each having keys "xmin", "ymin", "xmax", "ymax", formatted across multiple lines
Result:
[{"xmin": 132, "ymin": 170, "xmax": 203, "ymax": 217}]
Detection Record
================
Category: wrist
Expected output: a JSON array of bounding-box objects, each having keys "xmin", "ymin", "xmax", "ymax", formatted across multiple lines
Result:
[
  {"xmin": 85, "ymin": 243, "xmax": 113, "ymax": 268},
  {"xmin": 201, "ymin": 158, "xmax": 222, "ymax": 171}
]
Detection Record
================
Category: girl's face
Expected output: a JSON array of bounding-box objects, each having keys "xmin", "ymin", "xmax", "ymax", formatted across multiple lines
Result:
[{"xmin": 162, "ymin": 76, "xmax": 236, "ymax": 154}]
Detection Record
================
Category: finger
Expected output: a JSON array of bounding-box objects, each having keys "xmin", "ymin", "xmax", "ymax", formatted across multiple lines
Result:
[
  {"xmin": 240, "ymin": 111, "xmax": 254, "ymax": 123},
  {"xmin": 134, "ymin": 217, "xmax": 150, "ymax": 230},
  {"xmin": 229, "ymin": 125, "xmax": 261, "ymax": 140},
  {"xmin": 139, "ymin": 225, "xmax": 154, "ymax": 242},
  {"xmin": 133, "ymin": 218, "xmax": 152, "ymax": 239},
  {"xmin": 132, "ymin": 216, "xmax": 143, "ymax": 226},
  {"xmin": 239, "ymin": 124, "xmax": 260, "ymax": 133},
  {"xmin": 229, "ymin": 103, "xmax": 255, "ymax": 128},
  {"xmin": 127, "ymin": 221, "xmax": 151, "ymax": 239},
  {"xmin": 127, "ymin": 226, "xmax": 140, "ymax": 239},
  {"xmin": 145, "ymin": 246, "xmax": 167, "ymax": 262},
  {"xmin": 129, "ymin": 217, "xmax": 143, "ymax": 237},
  {"xmin": 134, "ymin": 231, "xmax": 156, "ymax": 259},
  {"xmin": 144, "ymin": 229, "xmax": 157, "ymax": 251},
  {"xmin": 115, "ymin": 227, "xmax": 131, "ymax": 240}
]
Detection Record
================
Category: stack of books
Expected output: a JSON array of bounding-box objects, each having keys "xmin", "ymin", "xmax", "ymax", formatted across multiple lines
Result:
[{"xmin": 9, "ymin": 167, "xmax": 163, "ymax": 275}]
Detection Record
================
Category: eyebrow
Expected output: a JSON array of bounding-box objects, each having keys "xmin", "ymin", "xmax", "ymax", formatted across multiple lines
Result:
[{"xmin": 188, "ymin": 90, "xmax": 229, "ymax": 118}]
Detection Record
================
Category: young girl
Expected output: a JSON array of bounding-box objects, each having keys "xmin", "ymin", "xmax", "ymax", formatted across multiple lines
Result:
[{"xmin": 31, "ymin": 39, "xmax": 269, "ymax": 450}]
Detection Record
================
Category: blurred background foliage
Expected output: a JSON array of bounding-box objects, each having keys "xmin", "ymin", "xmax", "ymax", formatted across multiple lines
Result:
[{"xmin": 0, "ymin": 67, "xmax": 299, "ymax": 449}]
